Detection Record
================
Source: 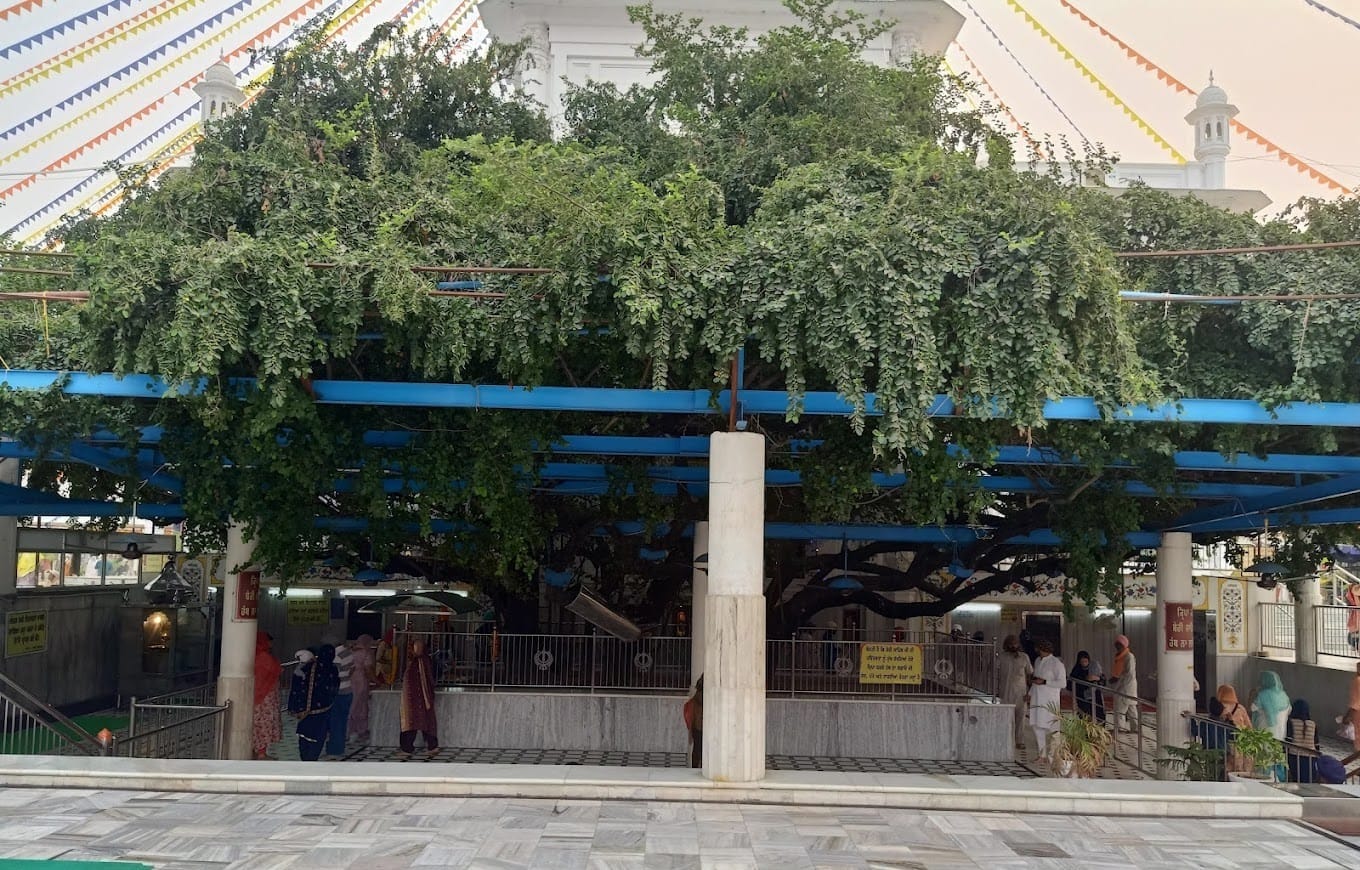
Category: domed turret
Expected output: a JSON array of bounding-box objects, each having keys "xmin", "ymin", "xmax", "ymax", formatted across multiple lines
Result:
[
  {"xmin": 1184, "ymin": 72, "xmax": 1238, "ymax": 189},
  {"xmin": 193, "ymin": 59, "xmax": 244, "ymax": 124}
]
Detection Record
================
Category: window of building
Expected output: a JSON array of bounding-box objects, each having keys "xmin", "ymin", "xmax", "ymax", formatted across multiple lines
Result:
[{"xmin": 16, "ymin": 550, "xmax": 157, "ymax": 588}]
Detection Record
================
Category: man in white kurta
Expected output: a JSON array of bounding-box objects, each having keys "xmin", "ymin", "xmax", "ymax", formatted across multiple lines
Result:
[{"xmin": 1028, "ymin": 640, "xmax": 1067, "ymax": 762}]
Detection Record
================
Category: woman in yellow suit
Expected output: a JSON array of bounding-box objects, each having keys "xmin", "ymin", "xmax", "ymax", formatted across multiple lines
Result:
[{"xmin": 375, "ymin": 628, "xmax": 400, "ymax": 687}]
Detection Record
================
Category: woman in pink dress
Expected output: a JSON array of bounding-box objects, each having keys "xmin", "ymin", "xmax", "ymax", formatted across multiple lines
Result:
[{"xmin": 347, "ymin": 634, "xmax": 376, "ymax": 744}]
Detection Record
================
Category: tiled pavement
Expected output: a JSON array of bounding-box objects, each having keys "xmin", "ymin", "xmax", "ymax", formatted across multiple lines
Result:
[{"xmin": 0, "ymin": 788, "xmax": 1355, "ymax": 869}]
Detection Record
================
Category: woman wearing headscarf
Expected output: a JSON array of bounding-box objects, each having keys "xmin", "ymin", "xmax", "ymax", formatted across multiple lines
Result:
[
  {"xmin": 1250, "ymin": 670, "xmax": 1290, "ymax": 739},
  {"xmin": 251, "ymin": 632, "xmax": 282, "ymax": 760},
  {"xmin": 348, "ymin": 634, "xmax": 376, "ymax": 745},
  {"xmin": 1217, "ymin": 684, "xmax": 1253, "ymax": 774},
  {"xmin": 684, "ymin": 675, "xmax": 704, "ymax": 768},
  {"xmin": 1069, "ymin": 651, "xmax": 1105, "ymax": 724},
  {"xmin": 998, "ymin": 635, "xmax": 1033, "ymax": 750},
  {"xmin": 376, "ymin": 627, "xmax": 400, "ymax": 688},
  {"xmin": 399, "ymin": 639, "xmax": 439, "ymax": 757},
  {"xmin": 288, "ymin": 646, "xmax": 339, "ymax": 761},
  {"xmin": 1286, "ymin": 699, "xmax": 1319, "ymax": 783}
]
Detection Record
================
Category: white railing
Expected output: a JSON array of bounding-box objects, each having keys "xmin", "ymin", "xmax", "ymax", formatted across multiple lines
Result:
[
  {"xmin": 766, "ymin": 637, "xmax": 997, "ymax": 698},
  {"xmin": 1260, "ymin": 602, "xmax": 1296, "ymax": 651},
  {"xmin": 1316, "ymin": 605, "xmax": 1360, "ymax": 659}
]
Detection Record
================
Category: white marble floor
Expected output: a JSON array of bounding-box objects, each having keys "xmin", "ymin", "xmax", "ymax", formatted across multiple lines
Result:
[{"xmin": 0, "ymin": 788, "xmax": 1353, "ymax": 869}]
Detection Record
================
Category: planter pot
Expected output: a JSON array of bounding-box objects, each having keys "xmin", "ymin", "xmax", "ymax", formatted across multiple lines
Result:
[{"xmin": 1227, "ymin": 771, "xmax": 1274, "ymax": 784}]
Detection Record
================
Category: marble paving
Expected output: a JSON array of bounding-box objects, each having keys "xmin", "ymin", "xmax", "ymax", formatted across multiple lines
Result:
[{"xmin": 0, "ymin": 788, "xmax": 1353, "ymax": 869}]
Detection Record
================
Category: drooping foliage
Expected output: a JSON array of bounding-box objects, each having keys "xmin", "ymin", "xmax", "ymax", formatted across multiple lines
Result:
[{"xmin": 0, "ymin": 2, "xmax": 1358, "ymax": 630}]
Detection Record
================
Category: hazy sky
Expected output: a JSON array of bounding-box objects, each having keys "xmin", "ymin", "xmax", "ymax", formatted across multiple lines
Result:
[{"xmin": 0, "ymin": 0, "xmax": 1356, "ymax": 243}]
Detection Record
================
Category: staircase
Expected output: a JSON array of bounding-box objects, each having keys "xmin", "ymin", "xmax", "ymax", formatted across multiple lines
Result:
[{"xmin": 0, "ymin": 671, "xmax": 107, "ymax": 757}]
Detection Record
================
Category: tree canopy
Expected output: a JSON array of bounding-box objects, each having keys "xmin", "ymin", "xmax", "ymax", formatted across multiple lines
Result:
[{"xmin": 1, "ymin": 2, "xmax": 1358, "ymax": 632}]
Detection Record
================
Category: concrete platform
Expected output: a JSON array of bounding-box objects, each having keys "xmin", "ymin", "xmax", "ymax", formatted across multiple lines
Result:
[{"xmin": 0, "ymin": 755, "xmax": 1302, "ymax": 819}]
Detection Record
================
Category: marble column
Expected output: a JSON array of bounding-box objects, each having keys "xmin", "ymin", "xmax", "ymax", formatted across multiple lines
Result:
[
  {"xmin": 703, "ymin": 432, "xmax": 765, "ymax": 783},
  {"xmin": 0, "ymin": 453, "xmax": 18, "ymax": 596},
  {"xmin": 1156, "ymin": 531, "xmax": 1195, "ymax": 777},
  {"xmin": 216, "ymin": 522, "xmax": 258, "ymax": 760},
  {"xmin": 1295, "ymin": 576, "xmax": 1320, "ymax": 666},
  {"xmin": 690, "ymin": 521, "xmax": 708, "ymax": 686}
]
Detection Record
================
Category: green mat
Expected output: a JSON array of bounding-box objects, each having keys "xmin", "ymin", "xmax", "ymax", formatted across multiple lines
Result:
[
  {"xmin": 0, "ymin": 862, "xmax": 150, "ymax": 869},
  {"xmin": 0, "ymin": 713, "xmax": 128, "ymax": 755}
]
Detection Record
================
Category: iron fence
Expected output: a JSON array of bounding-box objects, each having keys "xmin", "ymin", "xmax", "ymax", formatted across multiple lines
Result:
[
  {"xmin": 1067, "ymin": 676, "xmax": 1155, "ymax": 778},
  {"xmin": 128, "ymin": 682, "xmax": 217, "ymax": 736},
  {"xmin": 395, "ymin": 631, "xmax": 998, "ymax": 699},
  {"xmin": 114, "ymin": 702, "xmax": 228, "ymax": 760},
  {"xmin": 1260, "ymin": 602, "xmax": 1296, "ymax": 651},
  {"xmin": 1316, "ymin": 605, "xmax": 1360, "ymax": 659},
  {"xmin": 0, "ymin": 673, "xmax": 104, "ymax": 757},
  {"xmin": 401, "ymin": 631, "xmax": 692, "ymax": 693},
  {"xmin": 1177, "ymin": 712, "xmax": 1328, "ymax": 783},
  {"xmin": 766, "ymin": 638, "xmax": 996, "ymax": 699}
]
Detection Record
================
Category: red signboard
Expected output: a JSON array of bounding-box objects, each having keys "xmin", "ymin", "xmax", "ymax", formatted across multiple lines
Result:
[
  {"xmin": 1165, "ymin": 601, "xmax": 1193, "ymax": 651},
  {"xmin": 234, "ymin": 570, "xmax": 261, "ymax": 621}
]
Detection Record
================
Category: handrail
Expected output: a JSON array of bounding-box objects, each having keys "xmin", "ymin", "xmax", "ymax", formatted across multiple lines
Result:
[{"xmin": 0, "ymin": 671, "xmax": 105, "ymax": 751}]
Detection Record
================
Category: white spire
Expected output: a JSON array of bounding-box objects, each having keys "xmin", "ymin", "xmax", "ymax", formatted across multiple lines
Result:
[
  {"xmin": 1185, "ymin": 73, "xmax": 1238, "ymax": 189},
  {"xmin": 193, "ymin": 60, "xmax": 244, "ymax": 125}
]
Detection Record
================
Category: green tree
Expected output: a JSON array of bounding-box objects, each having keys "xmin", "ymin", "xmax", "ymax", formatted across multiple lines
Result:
[{"xmin": 1, "ymin": 4, "xmax": 1357, "ymax": 634}]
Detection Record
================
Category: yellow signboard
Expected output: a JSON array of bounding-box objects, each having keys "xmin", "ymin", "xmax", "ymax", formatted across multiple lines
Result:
[
  {"xmin": 859, "ymin": 643, "xmax": 923, "ymax": 685},
  {"xmin": 5, "ymin": 610, "xmax": 47, "ymax": 657},
  {"xmin": 287, "ymin": 598, "xmax": 330, "ymax": 626}
]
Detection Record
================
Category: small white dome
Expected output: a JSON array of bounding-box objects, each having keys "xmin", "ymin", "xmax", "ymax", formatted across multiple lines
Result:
[
  {"xmin": 1196, "ymin": 83, "xmax": 1228, "ymax": 108},
  {"xmin": 203, "ymin": 61, "xmax": 236, "ymax": 86}
]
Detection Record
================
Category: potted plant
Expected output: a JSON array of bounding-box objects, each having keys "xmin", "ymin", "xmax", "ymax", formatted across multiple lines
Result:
[
  {"xmin": 1046, "ymin": 709, "xmax": 1114, "ymax": 778},
  {"xmin": 1227, "ymin": 726, "xmax": 1286, "ymax": 782},
  {"xmin": 1160, "ymin": 741, "xmax": 1226, "ymax": 782}
]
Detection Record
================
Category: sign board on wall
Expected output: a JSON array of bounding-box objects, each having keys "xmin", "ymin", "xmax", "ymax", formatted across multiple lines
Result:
[
  {"xmin": 4, "ymin": 610, "xmax": 47, "ymax": 657},
  {"xmin": 287, "ymin": 598, "xmax": 330, "ymax": 626},
  {"xmin": 1164, "ymin": 602, "xmax": 1194, "ymax": 651},
  {"xmin": 859, "ymin": 643, "xmax": 923, "ymax": 685},
  {"xmin": 234, "ymin": 570, "xmax": 260, "ymax": 622}
]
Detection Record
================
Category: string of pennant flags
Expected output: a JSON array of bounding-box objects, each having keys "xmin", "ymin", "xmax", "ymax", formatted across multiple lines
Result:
[
  {"xmin": 8, "ymin": 0, "xmax": 353, "ymax": 237},
  {"xmin": 0, "ymin": 0, "xmax": 299, "ymax": 172},
  {"xmin": 1, "ymin": 0, "xmax": 188, "ymax": 97},
  {"xmin": 25, "ymin": 0, "xmax": 435, "ymax": 245},
  {"xmin": 1059, "ymin": 0, "xmax": 1352, "ymax": 195},
  {"xmin": 950, "ymin": 44, "xmax": 1046, "ymax": 159},
  {"xmin": 0, "ymin": 0, "xmax": 138, "ymax": 58},
  {"xmin": 1302, "ymin": 0, "xmax": 1360, "ymax": 35},
  {"xmin": 958, "ymin": 0, "xmax": 1089, "ymax": 146},
  {"xmin": 0, "ymin": 0, "xmax": 336, "ymax": 198},
  {"xmin": 0, "ymin": 0, "xmax": 265, "ymax": 143},
  {"xmin": 1003, "ymin": 0, "xmax": 1187, "ymax": 164}
]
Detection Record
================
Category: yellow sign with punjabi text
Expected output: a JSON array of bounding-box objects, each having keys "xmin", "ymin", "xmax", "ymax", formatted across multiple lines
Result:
[
  {"xmin": 287, "ymin": 598, "xmax": 330, "ymax": 626},
  {"xmin": 858, "ymin": 643, "xmax": 923, "ymax": 685},
  {"xmin": 5, "ymin": 610, "xmax": 47, "ymax": 657}
]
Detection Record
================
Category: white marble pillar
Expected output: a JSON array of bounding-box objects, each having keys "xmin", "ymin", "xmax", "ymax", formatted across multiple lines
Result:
[
  {"xmin": 216, "ymin": 522, "xmax": 258, "ymax": 760},
  {"xmin": 519, "ymin": 21, "xmax": 552, "ymax": 109},
  {"xmin": 1156, "ymin": 532, "xmax": 1195, "ymax": 777},
  {"xmin": 0, "ymin": 454, "xmax": 18, "ymax": 597},
  {"xmin": 703, "ymin": 432, "xmax": 765, "ymax": 783},
  {"xmin": 690, "ymin": 521, "xmax": 709, "ymax": 685},
  {"xmin": 1295, "ymin": 577, "xmax": 1320, "ymax": 666}
]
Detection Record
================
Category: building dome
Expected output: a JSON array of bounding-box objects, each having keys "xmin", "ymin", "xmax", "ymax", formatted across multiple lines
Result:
[
  {"xmin": 203, "ymin": 61, "xmax": 236, "ymax": 86},
  {"xmin": 1196, "ymin": 84, "xmax": 1228, "ymax": 107}
]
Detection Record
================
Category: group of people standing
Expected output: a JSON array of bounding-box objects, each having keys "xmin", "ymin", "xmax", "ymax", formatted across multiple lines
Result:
[
  {"xmin": 251, "ymin": 632, "xmax": 377, "ymax": 761},
  {"xmin": 998, "ymin": 634, "xmax": 1140, "ymax": 763}
]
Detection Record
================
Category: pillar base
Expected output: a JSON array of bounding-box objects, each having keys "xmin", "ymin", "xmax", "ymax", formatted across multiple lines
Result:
[
  {"xmin": 217, "ymin": 674, "xmax": 253, "ymax": 760},
  {"xmin": 702, "ymin": 594, "xmax": 766, "ymax": 783}
]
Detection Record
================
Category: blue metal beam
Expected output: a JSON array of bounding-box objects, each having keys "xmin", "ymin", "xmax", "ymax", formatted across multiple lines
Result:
[
  {"xmin": 7, "ymin": 370, "xmax": 1360, "ymax": 427},
  {"xmin": 1183, "ymin": 507, "xmax": 1360, "ymax": 534},
  {"xmin": 1169, "ymin": 473, "xmax": 1360, "ymax": 531}
]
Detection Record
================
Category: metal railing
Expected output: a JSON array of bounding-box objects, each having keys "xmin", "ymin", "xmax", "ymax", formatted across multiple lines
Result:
[
  {"xmin": 394, "ymin": 631, "xmax": 998, "ymax": 699},
  {"xmin": 1180, "ymin": 712, "xmax": 1323, "ymax": 783},
  {"xmin": 113, "ymin": 702, "xmax": 228, "ymax": 760},
  {"xmin": 1316, "ymin": 605, "xmax": 1360, "ymax": 659},
  {"xmin": 1067, "ymin": 676, "xmax": 1154, "ymax": 778},
  {"xmin": 766, "ymin": 638, "xmax": 996, "ymax": 699},
  {"xmin": 402, "ymin": 631, "xmax": 692, "ymax": 693},
  {"xmin": 0, "ymin": 672, "xmax": 105, "ymax": 756},
  {"xmin": 1260, "ymin": 602, "xmax": 1296, "ymax": 651},
  {"xmin": 128, "ymin": 682, "xmax": 217, "ymax": 737}
]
